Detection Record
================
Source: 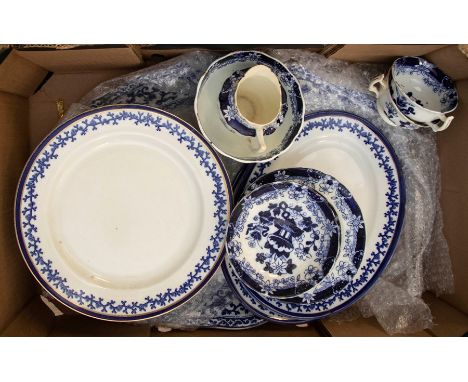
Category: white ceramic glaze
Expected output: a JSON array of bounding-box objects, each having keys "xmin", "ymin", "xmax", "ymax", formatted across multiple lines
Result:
[{"xmin": 15, "ymin": 106, "xmax": 232, "ymax": 321}]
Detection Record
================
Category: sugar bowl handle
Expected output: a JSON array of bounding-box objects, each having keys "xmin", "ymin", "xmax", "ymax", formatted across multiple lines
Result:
[
  {"xmin": 431, "ymin": 115, "xmax": 454, "ymax": 132},
  {"xmin": 369, "ymin": 74, "xmax": 386, "ymax": 97}
]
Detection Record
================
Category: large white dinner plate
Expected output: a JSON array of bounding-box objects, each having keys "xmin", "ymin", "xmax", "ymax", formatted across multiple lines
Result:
[
  {"xmin": 243, "ymin": 111, "xmax": 405, "ymax": 318},
  {"xmin": 15, "ymin": 105, "xmax": 232, "ymax": 321}
]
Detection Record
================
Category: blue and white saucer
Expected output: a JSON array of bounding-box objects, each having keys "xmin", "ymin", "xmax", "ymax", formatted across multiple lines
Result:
[{"xmin": 226, "ymin": 181, "xmax": 340, "ymax": 298}]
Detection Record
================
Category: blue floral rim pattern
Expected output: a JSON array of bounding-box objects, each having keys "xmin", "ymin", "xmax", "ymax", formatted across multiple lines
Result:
[
  {"xmin": 235, "ymin": 111, "xmax": 405, "ymax": 318},
  {"xmin": 392, "ymin": 56, "xmax": 458, "ymax": 112},
  {"xmin": 15, "ymin": 105, "xmax": 233, "ymax": 322}
]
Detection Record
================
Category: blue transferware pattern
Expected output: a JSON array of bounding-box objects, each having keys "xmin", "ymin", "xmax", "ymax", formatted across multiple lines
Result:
[
  {"xmin": 222, "ymin": 260, "xmax": 308, "ymax": 324},
  {"xmin": 392, "ymin": 86, "xmax": 416, "ymax": 117},
  {"xmin": 239, "ymin": 111, "xmax": 405, "ymax": 318},
  {"xmin": 372, "ymin": 73, "xmax": 421, "ymax": 130},
  {"xmin": 152, "ymin": 268, "xmax": 266, "ymax": 330},
  {"xmin": 393, "ymin": 56, "xmax": 458, "ymax": 112},
  {"xmin": 218, "ymin": 69, "xmax": 288, "ymax": 137},
  {"xmin": 246, "ymin": 168, "xmax": 366, "ymax": 305},
  {"xmin": 15, "ymin": 105, "xmax": 232, "ymax": 321},
  {"xmin": 227, "ymin": 181, "xmax": 340, "ymax": 298},
  {"xmin": 195, "ymin": 51, "xmax": 304, "ymax": 162}
]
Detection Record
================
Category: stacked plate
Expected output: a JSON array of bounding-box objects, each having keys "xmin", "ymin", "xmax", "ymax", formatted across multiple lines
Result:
[{"xmin": 222, "ymin": 111, "xmax": 406, "ymax": 323}]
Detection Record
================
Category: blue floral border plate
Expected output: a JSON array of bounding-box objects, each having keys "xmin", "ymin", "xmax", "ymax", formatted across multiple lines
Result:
[
  {"xmin": 15, "ymin": 105, "xmax": 233, "ymax": 321},
  {"xmin": 231, "ymin": 111, "xmax": 405, "ymax": 319}
]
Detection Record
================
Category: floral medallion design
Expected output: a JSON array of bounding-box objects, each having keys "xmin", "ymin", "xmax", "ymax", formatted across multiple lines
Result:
[
  {"xmin": 227, "ymin": 181, "xmax": 340, "ymax": 298},
  {"xmin": 246, "ymin": 168, "xmax": 366, "ymax": 305}
]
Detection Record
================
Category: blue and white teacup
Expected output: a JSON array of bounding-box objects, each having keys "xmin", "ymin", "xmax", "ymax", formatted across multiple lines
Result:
[
  {"xmin": 218, "ymin": 66, "xmax": 288, "ymax": 152},
  {"xmin": 390, "ymin": 56, "xmax": 458, "ymax": 132},
  {"xmin": 369, "ymin": 73, "xmax": 426, "ymax": 130},
  {"xmin": 195, "ymin": 51, "xmax": 304, "ymax": 163}
]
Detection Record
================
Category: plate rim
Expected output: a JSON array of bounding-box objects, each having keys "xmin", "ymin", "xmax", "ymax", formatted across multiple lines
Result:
[
  {"xmin": 238, "ymin": 110, "xmax": 406, "ymax": 319},
  {"xmin": 14, "ymin": 104, "xmax": 233, "ymax": 322}
]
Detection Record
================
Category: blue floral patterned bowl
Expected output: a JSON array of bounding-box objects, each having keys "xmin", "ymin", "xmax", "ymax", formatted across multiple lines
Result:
[
  {"xmin": 226, "ymin": 181, "xmax": 340, "ymax": 298},
  {"xmin": 390, "ymin": 56, "xmax": 458, "ymax": 131},
  {"xmin": 195, "ymin": 51, "xmax": 304, "ymax": 163},
  {"xmin": 370, "ymin": 73, "xmax": 426, "ymax": 130}
]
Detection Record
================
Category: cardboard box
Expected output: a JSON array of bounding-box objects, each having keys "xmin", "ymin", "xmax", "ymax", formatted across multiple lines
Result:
[{"xmin": 1, "ymin": 44, "xmax": 467, "ymax": 336}]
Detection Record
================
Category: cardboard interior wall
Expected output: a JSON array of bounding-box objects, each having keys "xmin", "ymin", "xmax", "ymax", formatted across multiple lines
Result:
[{"xmin": 0, "ymin": 44, "xmax": 467, "ymax": 336}]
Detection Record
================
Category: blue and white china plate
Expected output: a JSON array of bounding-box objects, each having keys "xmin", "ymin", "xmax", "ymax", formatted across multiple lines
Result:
[
  {"xmin": 15, "ymin": 105, "xmax": 233, "ymax": 321},
  {"xmin": 195, "ymin": 51, "xmax": 304, "ymax": 163},
  {"xmin": 222, "ymin": 260, "xmax": 307, "ymax": 324},
  {"xmin": 227, "ymin": 181, "xmax": 340, "ymax": 298},
  {"xmin": 238, "ymin": 111, "xmax": 405, "ymax": 318},
  {"xmin": 245, "ymin": 168, "xmax": 366, "ymax": 305}
]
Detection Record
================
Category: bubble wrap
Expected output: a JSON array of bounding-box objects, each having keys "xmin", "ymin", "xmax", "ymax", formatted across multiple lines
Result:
[{"xmin": 62, "ymin": 50, "xmax": 453, "ymax": 334}]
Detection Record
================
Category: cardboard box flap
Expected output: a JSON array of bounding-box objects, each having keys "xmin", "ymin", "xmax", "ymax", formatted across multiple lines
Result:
[
  {"xmin": 326, "ymin": 44, "xmax": 449, "ymax": 63},
  {"xmin": 0, "ymin": 92, "xmax": 38, "ymax": 332},
  {"xmin": 29, "ymin": 69, "xmax": 133, "ymax": 149},
  {"xmin": 15, "ymin": 46, "xmax": 143, "ymax": 73},
  {"xmin": 425, "ymin": 45, "xmax": 468, "ymax": 81},
  {"xmin": 424, "ymin": 293, "xmax": 468, "ymax": 336},
  {"xmin": 321, "ymin": 316, "xmax": 432, "ymax": 336},
  {"xmin": 50, "ymin": 315, "xmax": 151, "ymax": 337},
  {"xmin": 2, "ymin": 296, "xmax": 55, "ymax": 336},
  {"xmin": 0, "ymin": 50, "xmax": 48, "ymax": 97},
  {"xmin": 153, "ymin": 323, "xmax": 321, "ymax": 337},
  {"xmin": 438, "ymin": 79, "xmax": 468, "ymax": 315}
]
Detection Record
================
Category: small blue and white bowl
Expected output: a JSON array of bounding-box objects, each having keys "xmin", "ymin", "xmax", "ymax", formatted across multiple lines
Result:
[
  {"xmin": 390, "ymin": 56, "xmax": 458, "ymax": 131},
  {"xmin": 195, "ymin": 51, "xmax": 304, "ymax": 163},
  {"xmin": 370, "ymin": 73, "xmax": 425, "ymax": 130}
]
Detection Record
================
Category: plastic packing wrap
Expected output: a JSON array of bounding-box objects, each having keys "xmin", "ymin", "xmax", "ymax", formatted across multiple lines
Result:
[{"xmin": 57, "ymin": 49, "xmax": 453, "ymax": 334}]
